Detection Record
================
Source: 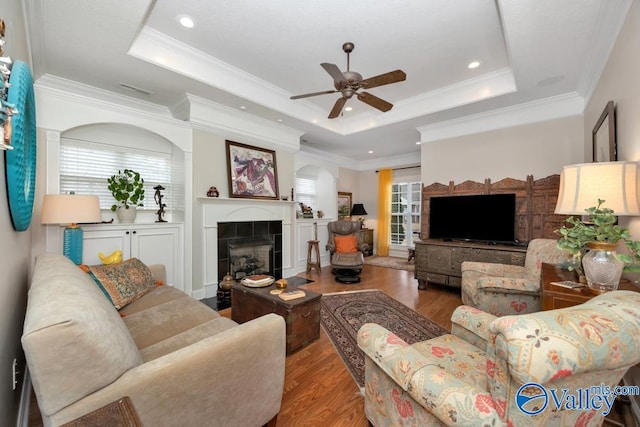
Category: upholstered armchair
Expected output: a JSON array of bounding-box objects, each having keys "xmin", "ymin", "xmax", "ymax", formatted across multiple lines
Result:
[
  {"xmin": 358, "ymin": 290, "xmax": 640, "ymax": 426},
  {"xmin": 461, "ymin": 238, "xmax": 568, "ymax": 316},
  {"xmin": 326, "ymin": 220, "xmax": 368, "ymax": 283}
]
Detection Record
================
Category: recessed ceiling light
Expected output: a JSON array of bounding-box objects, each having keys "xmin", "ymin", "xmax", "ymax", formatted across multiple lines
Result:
[
  {"xmin": 345, "ymin": 106, "xmax": 353, "ymax": 112},
  {"xmin": 468, "ymin": 61, "xmax": 480, "ymax": 69},
  {"xmin": 416, "ymin": 141, "xmax": 421, "ymax": 145},
  {"xmin": 276, "ymin": 119, "xmax": 283, "ymax": 123},
  {"xmin": 177, "ymin": 15, "xmax": 196, "ymax": 29},
  {"xmin": 239, "ymin": 105, "xmax": 247, "ymax": 110},
  {"xmin": 368, "ymin": 150, "xmax": 374, "ymax": 154}
]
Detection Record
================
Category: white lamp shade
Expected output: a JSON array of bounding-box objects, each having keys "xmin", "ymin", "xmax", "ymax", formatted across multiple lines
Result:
[
  {"xmin": 555, "ymin": 161, "xmax": 640, "ymax": 215},
  {"xmin": 41, "ymin": 194, "xmax": 101, "ymax": 225}
]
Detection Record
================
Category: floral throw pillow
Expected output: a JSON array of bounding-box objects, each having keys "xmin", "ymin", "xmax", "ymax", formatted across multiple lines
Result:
[{"xmin": 88, "ymin": 258, "xmax": 157, "ymax": 309}]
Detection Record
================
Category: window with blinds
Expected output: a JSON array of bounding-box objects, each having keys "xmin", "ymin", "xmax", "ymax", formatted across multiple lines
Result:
[
  {"xmin": 59, "ymin": 140, "xmax": 182, "ymax": 211},
  {"xmin": 295, "ymin": 175, "xmax": 317, "ymax": 209}
]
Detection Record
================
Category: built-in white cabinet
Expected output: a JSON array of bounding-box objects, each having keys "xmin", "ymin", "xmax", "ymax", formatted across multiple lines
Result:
[{"xmin": 72, "ymin": 223, "xmax": 184, "ymax": 290}]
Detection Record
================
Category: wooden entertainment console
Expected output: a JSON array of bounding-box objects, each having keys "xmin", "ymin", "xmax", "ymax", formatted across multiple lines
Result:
[
  {"xmin": 415, "ymin": 174, "xmax": 568, "ymax": 290},
  {"xmin": 414, "ymin": 239, "xmax": 527, "ymax": 290}
]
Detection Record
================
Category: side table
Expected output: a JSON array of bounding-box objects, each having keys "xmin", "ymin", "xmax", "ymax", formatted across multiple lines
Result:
[
  {"xmin": 359, "ymin": 228, "xmax": 374, "ymax": 256},
  {"xmin": 541, "ymin": 263, "xmax": 639, "ymax": 310},
  {"xmin": 231, "ymin": 283, "xmax": 321, "ymax": 355}
]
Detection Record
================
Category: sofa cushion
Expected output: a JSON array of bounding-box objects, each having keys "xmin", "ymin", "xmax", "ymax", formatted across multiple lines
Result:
[
  {"xmin": 140, "ymin": 317, "xmax": 239, "ymax": 362},
  {"xmin": 123, "ymin": 297, "xmax": 220, "ymax": 349},
  {"xmin": 22, "ymin": 253, "xmax": 142, "ymax": 417},
  {"xmin": 88, "ymin": 258, "xmax": 158, "ymax": 309},
  {"xmin": 119, "ymin": 285, "xmax": 189, "ymax": 316}
]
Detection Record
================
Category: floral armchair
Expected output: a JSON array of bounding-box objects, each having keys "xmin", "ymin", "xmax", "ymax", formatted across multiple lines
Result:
[
  {"xmin": 357, "ymin": 290, "xmax": 640, "ymax": 426},
  {"xmin": 461, "ymin": 238, "xmax": 568, "ymax": 316}
]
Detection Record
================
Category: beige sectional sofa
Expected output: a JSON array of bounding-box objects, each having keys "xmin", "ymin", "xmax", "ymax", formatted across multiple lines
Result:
[{"xmin": 23, "ymin": 253, "xmax": 286, "ymax": 427}]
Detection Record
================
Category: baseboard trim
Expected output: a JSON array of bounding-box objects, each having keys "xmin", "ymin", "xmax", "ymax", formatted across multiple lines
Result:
[{"xmin": 16, "ymin": 365, "xmax": 31, "ymax": 427}]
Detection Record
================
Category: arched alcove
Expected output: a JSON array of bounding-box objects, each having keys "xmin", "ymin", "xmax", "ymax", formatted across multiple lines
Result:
[{"xmin": 295, "ymin": 164, "xmax": 337, "ymax": 217}]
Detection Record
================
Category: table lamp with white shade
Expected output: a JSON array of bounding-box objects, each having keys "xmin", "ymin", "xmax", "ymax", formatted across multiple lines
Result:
[
  {"xmin": 41, "ymin": 194, "xmax": 101, "ymax": 265},
  {"xmin": 555, "ymin": 161, "xmax": 640, "ymax": 290}
]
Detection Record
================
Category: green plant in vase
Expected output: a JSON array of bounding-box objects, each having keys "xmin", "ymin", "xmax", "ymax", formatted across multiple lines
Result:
[
  {"xmin": 107, "ymin": 169, "xmax": 145, "ymax": 223},
  {"xmin": 556, "ymin": 199, "xmax": 640, "ymax": 289}
]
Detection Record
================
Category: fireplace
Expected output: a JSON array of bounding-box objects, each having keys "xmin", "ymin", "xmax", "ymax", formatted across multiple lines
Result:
[
  {"xmin": 228, "ymin": 237, "xmax": 274, "ymax": 280},
  {"xmin": 217, "ymin": 220, "xmax": 283, "ymax": 282}
]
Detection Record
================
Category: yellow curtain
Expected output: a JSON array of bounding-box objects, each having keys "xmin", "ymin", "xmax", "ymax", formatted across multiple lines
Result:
[{"xmin": 376, "ymin": 169, "xmax": 392, "ymax": 256}]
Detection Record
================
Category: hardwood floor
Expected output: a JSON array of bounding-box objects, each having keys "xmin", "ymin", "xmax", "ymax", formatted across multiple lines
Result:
[{"xmin": 224, "ymin": 264, "xmax": 462, "ymax": 427}]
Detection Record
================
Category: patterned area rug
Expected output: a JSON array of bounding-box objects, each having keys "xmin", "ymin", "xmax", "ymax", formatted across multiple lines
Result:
[
  {"xmin": 364, "ymin": 255, "xmax": 415, "ymax": 272},
  {"xmin": 320, "ymin": 290, "xmax": 448, "ymax": 388}
]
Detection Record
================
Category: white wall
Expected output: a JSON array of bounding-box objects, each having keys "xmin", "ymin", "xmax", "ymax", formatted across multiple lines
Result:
[
  {"xmin": 0, "ymin": 2, "xmax": 34, "ymax": 422},
  {"xmin": 585, "ymin": 0, "xmax": 640, "ymax": 237},
  {"xmin": 420, "ymin": 115, "xmax": 585, "ymax": 185}
]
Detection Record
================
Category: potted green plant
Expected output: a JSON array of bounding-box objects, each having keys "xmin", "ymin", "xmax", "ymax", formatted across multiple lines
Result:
[
  {"xmin": 107, "ymin": 169, "xmax": 145, "ymax": 223},
  {"xmin": 556, "ymin": 199, "xmax": 640, "ymax": 290}
]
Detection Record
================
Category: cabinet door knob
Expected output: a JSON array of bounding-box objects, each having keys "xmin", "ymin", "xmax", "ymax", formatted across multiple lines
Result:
[
  {"xmin": 132, "ymin": 230, "xmax": 137, "ymax": 234},
  {"xmin": 126, "ymin": 231, "xmax": 130, "ymax": 235}
]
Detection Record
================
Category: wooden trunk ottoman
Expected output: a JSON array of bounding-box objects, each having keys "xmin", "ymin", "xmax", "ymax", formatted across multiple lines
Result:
[{"xmin": 231, "ymin": 283, "xmax": 321, "ymax": 355}]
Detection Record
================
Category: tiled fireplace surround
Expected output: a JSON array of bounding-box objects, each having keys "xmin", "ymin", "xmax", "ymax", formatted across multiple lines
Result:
[
  {"xmin": 201, "ymin": 198, "xmax": 294, "ymax": 293},
  {"xmin": 217, "ymin": 221, "xmax": 283, "ymax": 281}
]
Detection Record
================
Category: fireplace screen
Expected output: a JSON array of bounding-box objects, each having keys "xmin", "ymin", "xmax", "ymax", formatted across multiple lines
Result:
[{"xmin": 228, "ymin": 237, "xmax": 274, "ymax": 280}]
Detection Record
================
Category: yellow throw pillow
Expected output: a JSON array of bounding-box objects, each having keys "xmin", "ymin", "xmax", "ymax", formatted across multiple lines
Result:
[{"xmin": 88, "ymin": 258, "xmax": 157, "ymax": 309}]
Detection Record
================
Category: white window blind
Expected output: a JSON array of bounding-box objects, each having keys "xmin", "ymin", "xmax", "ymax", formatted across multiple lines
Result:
[
  {"xmin": 296, "ymin": 176, "xmax": 317, "ymax": 209},
  {"xmin": 60, "ymin": 139, "xmax": 182, "ymax": 211}
]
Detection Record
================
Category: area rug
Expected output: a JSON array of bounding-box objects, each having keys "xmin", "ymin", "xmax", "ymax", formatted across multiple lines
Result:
[
  {"xmin": 364, "ymin": 255, "xmax": 415, "ymax": 272},
  {"xmin": 320, "ymin": 289, "xmax": 448, "ymax": 388}
]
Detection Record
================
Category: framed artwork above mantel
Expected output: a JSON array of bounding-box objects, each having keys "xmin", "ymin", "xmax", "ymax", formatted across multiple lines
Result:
[{"xmin": 226, "ymin": 140, "xmax": 279, "ymax": 200}]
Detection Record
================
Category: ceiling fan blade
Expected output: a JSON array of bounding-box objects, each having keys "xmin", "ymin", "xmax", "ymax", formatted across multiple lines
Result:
[
  {"xmin": 290, "ymin": 90, "xmax": 337, "ymax": 100},
  {"xmin": 357, "ymin": 92, "xmax": 393, "ymax": 112},
  {"xmin": 328, "ymin": 97, "xmax": 347, "ymax": 119},
  {"xmin": 321, "ymin": 63, "xmax": 347, "ymax": 86},
  {"xmin": 361, "ymin": 69, "xmax": 406, "ymax": 89}
]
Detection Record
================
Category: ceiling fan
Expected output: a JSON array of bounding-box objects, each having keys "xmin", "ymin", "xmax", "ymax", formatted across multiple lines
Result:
[{"xmin": 290, "ymin": 42, "xmax": 406, "ymax": 119}]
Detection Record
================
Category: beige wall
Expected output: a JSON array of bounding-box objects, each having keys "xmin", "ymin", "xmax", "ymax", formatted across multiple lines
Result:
[
  {"xmin": 585, "ymin": 0, "xmax": 640, "ymax": 236},
  {"xmin": 191, "ymin": 129, "xmax": 296, "ymax": 292},
  {"xmin": 421, "ymin": 115, "xmax": 584, "ymax": 185},
  {"xmin": 0, "ymin": 2, "xmax": 33, "ymax": 422}
]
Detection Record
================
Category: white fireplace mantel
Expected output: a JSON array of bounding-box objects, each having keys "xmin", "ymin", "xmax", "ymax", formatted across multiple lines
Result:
[{"xmin": 198, "ymin": 197, "xmax": 296, "ymax": 296}]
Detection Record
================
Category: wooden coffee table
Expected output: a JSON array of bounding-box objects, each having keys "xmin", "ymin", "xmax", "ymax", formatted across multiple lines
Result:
[
  {"xmin": 231, "ymin": 282, "xmax": 321, "ymax": 355},
  {"xmin": 541, "ymin": 263, "xmax": 639, "ymax": 310}
]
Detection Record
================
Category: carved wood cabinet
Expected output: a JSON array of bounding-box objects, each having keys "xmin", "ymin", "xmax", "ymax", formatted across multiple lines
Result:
[
  {"xmin": 414, "ymin": 239, "xmax": 527, "ymax": 290},
  {"xmin": 359, "ymin": 228, "xmax": 374, "ymax": 256}
]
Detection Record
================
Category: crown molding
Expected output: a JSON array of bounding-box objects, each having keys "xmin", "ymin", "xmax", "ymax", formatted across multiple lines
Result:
[
  {"xmin": 35, "ymin": 74, "xmax": 173, "ymax": 117},
  {"xmin": 129, "ymin": 26, "xmax": 519, "ymax": 138},
  {"xmin": 418, "ymin": 92, "xmax": 584, "ymax": 143},
  {"xmin": 185, "ymin": 94, "xmax": 303, "ymax": 153},
  {"xmin": 578, "ymin": 0, "xmax": 632, "ymax": 104},
  {"xmin": 343, "ymin": 68, "xmax": 517, "ymax": 135},
  {"xmin": 128, "ymin": 26, "xmax": 333, "ymax": 129}
]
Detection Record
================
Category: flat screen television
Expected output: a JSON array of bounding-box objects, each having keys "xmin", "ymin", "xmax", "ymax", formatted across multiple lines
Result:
[{"xmin": 429, "ymin": 193, "xmax": 516, "ymax": 244}]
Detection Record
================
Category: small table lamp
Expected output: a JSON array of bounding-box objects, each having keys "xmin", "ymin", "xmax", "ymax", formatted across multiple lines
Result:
[
  {"xmin": 350, "ymin": 203, "xmax": 368, "ymax": 229},
  {"xmin": 41, "ymin": 194, "xmax": 101, "ymax": 264}
]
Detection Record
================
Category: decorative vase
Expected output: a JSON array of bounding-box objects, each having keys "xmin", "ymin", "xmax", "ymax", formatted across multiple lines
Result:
[
  {"xmin": 219, "ymin": 272, "xmax": 235, "ymax": 291},
  {"xmin": 582, "ymin": 242, "xmax": 624, "ymax": 292},
  {"xmin": 116, "ymin": 206, "xmax": 137, "ymax": 223}
]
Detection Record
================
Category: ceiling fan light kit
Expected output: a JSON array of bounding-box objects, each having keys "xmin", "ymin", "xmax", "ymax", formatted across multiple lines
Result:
[{"xmin": 290, "ymin": 42, "xmax": 406, "ymax": 119}]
